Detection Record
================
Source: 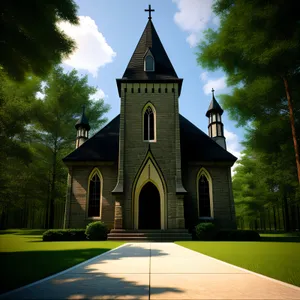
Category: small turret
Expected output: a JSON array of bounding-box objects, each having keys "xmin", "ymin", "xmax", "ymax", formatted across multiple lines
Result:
[
  {"xmin": 75, "ymin": 105, "xmax": 90, "ymax": 148},
  {"xmin": 206, "ymin": 88, "xmax": 226, "ymax": 149}
]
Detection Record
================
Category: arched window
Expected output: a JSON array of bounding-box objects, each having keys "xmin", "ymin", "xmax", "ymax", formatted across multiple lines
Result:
[
  {"xmin": 143, "ymin": 105, "xmax": 156, "ymax": 141},
  {"xmin": 87, "ymin": 168, "xmax": 103, "ymax": 218},
  {"xmin": 145, "ymin": 55, "xmax": 154, "ymax": 72},
  {"xmin": 197, "ymin": 168, "xmax": 213, "ymax": 218}
]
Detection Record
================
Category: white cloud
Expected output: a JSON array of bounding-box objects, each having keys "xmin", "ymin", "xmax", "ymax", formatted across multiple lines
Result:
[
  {"xmin": 90, "ymin": 88, "xmax": 107, "ymax": 101},
  {"xmin": 173, "ymin": 0, "xmax": 218, "ymax": 47},
  {"xmin": 35, "ymin": 81, "xmax": 47, "ymax": 100},
  {"xmin": 58, "ymin": 16, "xmax": 116, "ymax": 77},
  {"xmin": 203, "ymin": 76, "xmax": 227, "ymax": 94},
  {"xmin": 224, "ymin": 129, "xmax": 242, "ymax": 175},
  {"xmin": 200, "ymin": 72, "xmax": 208, "ymax": 81}
]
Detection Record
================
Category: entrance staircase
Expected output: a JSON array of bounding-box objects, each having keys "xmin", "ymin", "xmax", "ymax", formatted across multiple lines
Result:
[{"xmin": 107, "ymin": 229, "xmax": 192, "ymax": 242}]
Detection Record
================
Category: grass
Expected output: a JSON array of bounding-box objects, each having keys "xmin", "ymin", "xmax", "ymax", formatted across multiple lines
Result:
[
  {"xmin": 0, "ymin": 230, "xmax": 123, "ymax": 294},
  {"xmin": 176, "ymin": 241, "xmax": 300, "ymax": 287}
]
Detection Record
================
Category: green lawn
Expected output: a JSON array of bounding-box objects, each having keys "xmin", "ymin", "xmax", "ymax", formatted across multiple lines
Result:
[
  {"xmin": 176, "ymin": 241, "xmax": 300, "ymax": 287},
  {"xmin": 0, "ymin": 230, "xmax": 123, "ymax": 294}
]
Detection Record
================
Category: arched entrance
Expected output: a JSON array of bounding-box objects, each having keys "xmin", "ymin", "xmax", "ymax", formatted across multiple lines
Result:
[{"xmin": 138, "ymin": 182, "xmax": 161, "ymax": 229}]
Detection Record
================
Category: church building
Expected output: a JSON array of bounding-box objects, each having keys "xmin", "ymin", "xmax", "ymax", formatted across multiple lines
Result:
[{"xmin": 63, "ymin": 7, "xmax": 237, "ymax": 240}]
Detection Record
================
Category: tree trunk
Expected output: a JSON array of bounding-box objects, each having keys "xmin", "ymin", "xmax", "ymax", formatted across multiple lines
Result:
[
  {"xmin": 282, "ymin": 76, "xmax": 300, "ymax": 183},
  {"xmin": 297, "ymin": 204, "xmax": 300, "ymax": 230},
  {"xmin": 277, "ymin": 203, "xmax": 281, "ymax": 230},
  {"xmin": 49, "ymin": 140, "xmax": 58, "ymax": 229},
  {"xmin": 273, "ymin": 205, "xmax": 277, "ymax": 231},
  {"xmin": 283, "ymin": 193, "xmax": 290, "ymax": 231}
]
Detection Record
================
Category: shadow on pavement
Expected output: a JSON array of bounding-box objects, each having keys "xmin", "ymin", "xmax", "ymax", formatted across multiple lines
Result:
[{"xmin": 0, "ymin": 244, "xmax": 183, "ymax": 299}]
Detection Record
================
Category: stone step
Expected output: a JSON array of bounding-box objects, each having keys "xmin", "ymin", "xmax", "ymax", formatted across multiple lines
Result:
[
  {"xmin": 110, "ymin": 229, "xmax": 190, "ymax": 233},
  {"xmin": 107, "ymin": 236, "xmax": 192, "ymax": 241},
  {"xmin": 107, "ymin": 229, "xmax": 192, "ymax": 241}
]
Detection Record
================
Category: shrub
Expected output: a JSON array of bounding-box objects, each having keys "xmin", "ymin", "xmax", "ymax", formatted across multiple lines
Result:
[
  {"xmin": 43, "ymin": 229, "xmax": 86, "ymax": 241},
  {"xmin": 85, "ymin": 221, "xmax": 108, "ymax": 241},
  {"xmin": 215, "ymin": 230, "xmax": 260, "ymax": 241},
  {"xmin": 195, "ymin": 222, "xmax": 217, "ymax": 240}
]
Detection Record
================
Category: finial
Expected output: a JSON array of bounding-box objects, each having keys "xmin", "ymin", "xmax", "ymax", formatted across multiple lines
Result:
[
  {"xmin": 145, "ymin": 4, "xmax": 155, "ymax": 20},
  {"xmin": 82, "ymin": 104, "xmax": 85, "ymax": 115},
  {"xmin": 211, "ymin": 88, "xmax": 215, "ymax": 96}
]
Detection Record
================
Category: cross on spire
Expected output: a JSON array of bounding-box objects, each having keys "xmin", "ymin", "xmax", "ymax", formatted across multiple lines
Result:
[
  {"xmin": 145, "ymin": 4, "xmax": 155, "ymax": 20},
  {"xmin": 211, "ymin": 88, "xmax": 215, "ymax": 96}
]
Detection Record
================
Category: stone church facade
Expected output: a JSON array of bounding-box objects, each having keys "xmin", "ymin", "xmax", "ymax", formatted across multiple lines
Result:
[{"xmin": 63, "ymin": 12, "xmax": 237, "ymax": 236}]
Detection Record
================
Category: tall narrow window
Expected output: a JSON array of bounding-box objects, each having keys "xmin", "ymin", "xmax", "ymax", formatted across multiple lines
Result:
[
  {"xmin": 145, "ymin": 55, "xmax": 154, "ymax": 72},
  {"xmin": 144, "ymin": 106, "xmax": 155, "ymax": 141},
  {"xmin": 198, "ymin": 175, "xmax": 211, "ymax": 217},
  {"xmin": 88, "ymin": 173, "xmax": 101, "ymax": 217}
]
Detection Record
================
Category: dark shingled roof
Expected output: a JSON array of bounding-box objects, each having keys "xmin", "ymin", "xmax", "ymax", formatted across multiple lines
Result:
[
  {"xmin": 75, "ymin": 106, "xmax": 90, "ymax": 130},
  {"xmin": 122, "ymin": 19, "xmax": 178, "ymax": 80},
  {"xmin": 179, "ymin": 115, "xmax": 236, "ymax": 163},
  {"xmin": 206, "ymin": 95, "xmax": 224, "ymax": 117},
  {"xmin": 64, "ymin": 115, "xmax": 120, "ymax": 162},
  {"xmin": 116, "ymin": 19, "xmax": 183, "ymax": 96},
  {"xmin": 63, "ymin": 114, "xmax": 237, "ymax": 164}
]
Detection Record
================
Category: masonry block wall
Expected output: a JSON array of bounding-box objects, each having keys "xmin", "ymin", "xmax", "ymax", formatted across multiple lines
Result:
[
  {"xmin": 182, "ymin": 163, "xmax": 236, "ymax": 230},
  {"xmin": 68, "ymin": 164, "xmax": 117, "ymax": 229},
  {"xmin": 120, "ymin": 82, "xmax": 183, "ymax": 229}
]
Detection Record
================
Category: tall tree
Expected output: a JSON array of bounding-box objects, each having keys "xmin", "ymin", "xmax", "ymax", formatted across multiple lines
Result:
[
  {"xmin": 197, "ymin": 0, "xmax": 300, "ymax": 182},
  {"xmin": 32, "ymin": 66, "xmax": 110, "ymax": 228},
  {"xmin": 0, "ymin": 0, "xmax": 78, "ymax": 81}
]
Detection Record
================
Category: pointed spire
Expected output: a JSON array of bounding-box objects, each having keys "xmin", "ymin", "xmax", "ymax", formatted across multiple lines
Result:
[
  {"xmin": 122, "ymin": 17, "xmax": 178, "ymax": 81},
  {"xmin": 206, "ymin": 88, "xmax": 224, "ymax": 117},
  {"xmin": 75, "ymin": 105, "xmax": 90, "ymax": 130}
]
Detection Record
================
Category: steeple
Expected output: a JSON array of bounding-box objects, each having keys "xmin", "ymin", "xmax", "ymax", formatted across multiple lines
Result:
[
  {"xmin": 206, "ymin": 89, "xmax": 226, "ymax": 149},
  {"xmin": 117, "ymin": 6, "xmax": 183, "ymax": 96},
  {"xmin": 75, "ymin": 105, "xmax": 90, "ymax": 148}
]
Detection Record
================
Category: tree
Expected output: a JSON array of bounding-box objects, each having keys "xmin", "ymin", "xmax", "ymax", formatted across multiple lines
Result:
[
  {"xmin": 32, "ymin": 66, "xmax": 110, "ymax": 228},
  {"xmin": 0, "ymin": 0, "xmax": 78, "ymax": 81},
  {"xmin": 197, "ymin": 0, "xmax": 300, "ymax": 182},
  {"xmin": 0, "ymin": 70, "xmax": 42, "ymax": 228}
]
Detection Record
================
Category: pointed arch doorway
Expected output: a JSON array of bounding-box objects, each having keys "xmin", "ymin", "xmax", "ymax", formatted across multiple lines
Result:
[
  {"xmin": 139, "ymin": 182, "xmax": 160, "ymax": 229},
  {"xmin": 132, "ymin": 155, "xmax": 167, "ymax": 230}
]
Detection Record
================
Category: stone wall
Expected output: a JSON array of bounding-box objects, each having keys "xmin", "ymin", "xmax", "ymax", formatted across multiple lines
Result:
[
  {"xmin": 67, "ymin": 163, "xmax": 117, "ymax": 229},
  {"xmin": 119, "ymin": 82, "xmax": 184, "ymax": 229},
  {"xmin": 182, "ymin": 162, "xmax": 236, "ymax": 230}
]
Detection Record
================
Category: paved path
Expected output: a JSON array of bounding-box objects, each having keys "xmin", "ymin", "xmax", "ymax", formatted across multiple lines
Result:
[{"xmin": 1, "ymin": 243, "xmax": 300, "ymax": 299}]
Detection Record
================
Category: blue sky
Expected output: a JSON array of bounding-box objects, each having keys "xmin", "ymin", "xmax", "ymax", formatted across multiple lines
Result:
[{"xmin": 57, "ymin": 0, "xmax": 244, "ymax": 164}]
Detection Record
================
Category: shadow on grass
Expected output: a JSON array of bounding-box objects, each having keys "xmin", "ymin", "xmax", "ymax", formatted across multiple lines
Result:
[
  {"xmin": 260, "ymin": 236, "xmax": 300, "ymax": 243},
  {"xmin": 0, "ymin": 244, "xmax": 181, "ymax": 299},
  {"xmin": 0, "ymin": 230, "xmax": 46, "ymax": 236}
]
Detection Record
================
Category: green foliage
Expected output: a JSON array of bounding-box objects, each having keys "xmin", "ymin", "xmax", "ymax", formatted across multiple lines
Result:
[
  {"xmin": 195, "ymin": 222, "xmax": 217, "ymax": 240},
  {"xmin": 215, "ymin": 230, "xmax": 260, "ymax": 241},
  {"xmin": 196, "ymin": 0, "xmax": 300, "ymax": 231},
  {"xmin": 0, "ymin": 65, "xmax": 110, "ymax": 230},
  {"xmin": 0, "ymin": 0, "xmax": 79, "ymax": 81},
  {"xmin": 85, "ymin": 221, "xmax": 108, "ymax": 241},
  {"xmin": 42, "ymin": 229, "xmax": 86, "ymax": 241}
]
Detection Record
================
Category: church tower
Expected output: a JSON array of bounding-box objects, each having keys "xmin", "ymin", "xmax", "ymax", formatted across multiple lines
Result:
[
  {"xmin": 206, "ymin": 89, "xmax": 226, "ymax": 150},
  {"xmin": 112, "ymin": 5, "xmax": 186, "ymax": 230},
  {"xmin": 75, "ymin": 105, "xmax": 90, "ymax": 148}
]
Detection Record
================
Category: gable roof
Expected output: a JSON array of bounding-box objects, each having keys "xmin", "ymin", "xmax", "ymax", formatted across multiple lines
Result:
[
  {"xmin": 122, "ymin": 19, "xmax": 178, "ymax": 81},
  {"xmin": 179, "ymin": 115, "xmax": 236, "ymax": 163},
  {"xmin": 116, "ymin": 19, "xmax": 183, "ymax": 96},
  {"xmin": 63, "ymin": 114, "xmax": 237, "ymax": 164},
  {"xmin": 63, "ymin": 115, "xmax": 120, "ymax": 162}
]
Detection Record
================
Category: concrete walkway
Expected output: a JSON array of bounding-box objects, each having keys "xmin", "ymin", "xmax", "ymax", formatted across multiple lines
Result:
[{"xmin": 1, "ymin": 243, "xmax": 300, "ymax": 299}]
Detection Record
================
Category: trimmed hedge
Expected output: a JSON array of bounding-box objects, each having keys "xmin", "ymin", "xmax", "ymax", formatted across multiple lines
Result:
[
  {"xmin": 85, "ymin": 221, "xmax": 108, "ymax": 241},
  {"xmin": 215, "ymin": 230, "xmax": 260, "ymax": 241},
  {"xmin": 43, "ymin": 229, "xmax": 86, "ymax": 241},
  {"xmin": 195, "ymin": 222, "xmax": 217, "ymax": 240}
]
